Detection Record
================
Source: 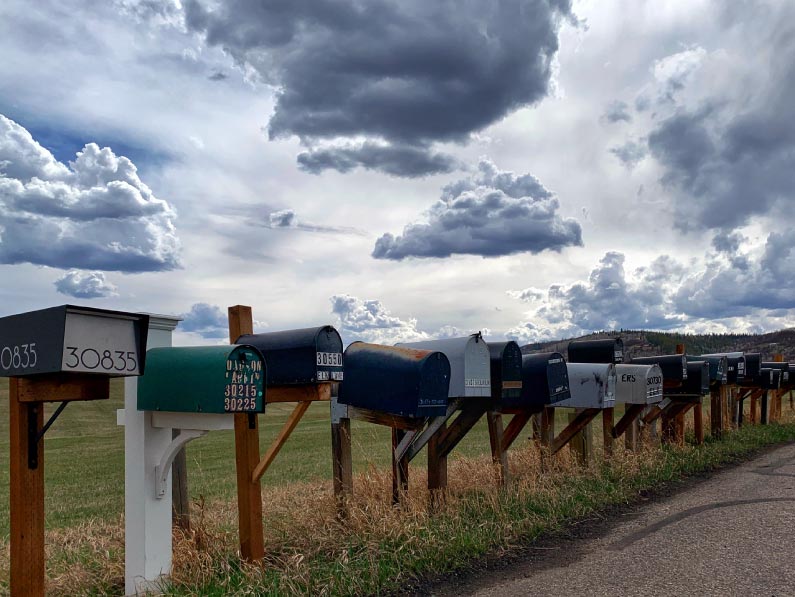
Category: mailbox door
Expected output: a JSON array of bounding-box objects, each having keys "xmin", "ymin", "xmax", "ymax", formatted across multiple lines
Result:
[
  {"xmin": 399, "ymin": 335, "xmax": 491, "ymax": 399},
  {"xmin": 237, "ymin": 326, "xmax": 343, "ymax": 385},
  {"xmin": 615, "ymin": 364, "xmax": 663, "ymax": 405},
  {"xmin": 138, "ymin": 345, "xmax": 266, "ymax": 413},
  {"xmin": 507, "ymin": 352, "xmax": 570, "ymax": 411},
  {"xmin": 339, "ymin": 342, "xmax": 450, "ymax": 417},
  {"xmin": 557, "ymin": 363, "xmax": 615, "ymax": 409},
  {"xmin": 743, "ymin": 353, "xmax": 762, "ymax": 382},
  {"xmin": 488, "ymin": 341, "xmax": 522, "ymax": 403}
]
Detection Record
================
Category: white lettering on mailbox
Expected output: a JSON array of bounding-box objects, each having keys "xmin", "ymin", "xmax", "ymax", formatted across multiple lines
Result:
[
  {"xmin": 316, "ymin": 352, "xmax": 343, "ymax": 367},
  {"xmin": 465, "ymin": 378, "xmax": 491, "ymax": 388},
  {"xmin": 0, "ymin": 343, "xmax": 38, "ymax": 371}
]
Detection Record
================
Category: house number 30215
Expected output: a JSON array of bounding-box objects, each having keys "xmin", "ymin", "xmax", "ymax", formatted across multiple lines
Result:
[
  {"xmin": 64, "ymin": 346, "xmax": 138, "ymax": 372},
  {"xmin": 0, "ymin": 343, "xmax": 38, "ymax": 370}
]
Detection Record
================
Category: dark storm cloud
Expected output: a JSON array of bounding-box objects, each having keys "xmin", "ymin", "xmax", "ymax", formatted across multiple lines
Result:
[
  {"xmin": 603, "ymin": 100, "xmax": 631, "ymax": 123},
  {"xmin": 609, "ymin": 140, "xmax": 647, "ymax": 169},
  {"xmin": 646, "ymin": 8, "xmax": 795, "ymax": 232},
  {"xmin": 0, "ymin": 115, "xmax": 180, "ymax": 272},
  {"xmin": 54, "ymin": 270, "xmax": 117, "ymax": 299},
  {"xmin": 183, "ymin": 0, "xmax": 574, "ymax": 176},
  {"xmin": 297, "ymin": 143, "xmax": 459, "ymax": 178},
  {"xmin": 372, "ymin": 159, "xmax": 582, "ymax": 260}
]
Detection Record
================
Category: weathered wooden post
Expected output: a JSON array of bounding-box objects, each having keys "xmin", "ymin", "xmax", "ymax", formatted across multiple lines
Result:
[{"xmin": 1, "ymin": 305, "xmax": 149, "ymax": 597}]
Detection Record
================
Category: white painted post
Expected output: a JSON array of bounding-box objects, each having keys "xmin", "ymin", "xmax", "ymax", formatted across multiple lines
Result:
[{"xmin": 120, "ymin": 315, "xmax": 180, "ymax": 596}]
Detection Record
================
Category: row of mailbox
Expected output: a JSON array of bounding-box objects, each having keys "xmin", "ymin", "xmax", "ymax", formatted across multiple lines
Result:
[
  {"xmin": 136, "ymin": 331, "xmax": 792, "ymax": 419},
  {"xmin": 0, "ymin": 307, "xmax": 789, "ymax": 419}
]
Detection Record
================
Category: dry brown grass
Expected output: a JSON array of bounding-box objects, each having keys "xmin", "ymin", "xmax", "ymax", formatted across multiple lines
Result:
[{"xmin": 2, "ymin": 403, "xmax": 794, "ymax": 596}]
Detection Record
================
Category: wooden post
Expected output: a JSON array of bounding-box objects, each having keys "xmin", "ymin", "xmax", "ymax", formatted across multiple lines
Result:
[
  {"xmin": 625, "ymin": 418, "xmax": 639, "ymax": 451},
  {"xmin": 567, "ymin": 409, "xmax": 592, "ymax": 464},
  {"xmin": 761, "ymin": 391, "xmax": 769, "ymax": 425},
  {"xmin": 710, "ymin": 387, "xmax": 723, "ymax": 439},
  {"xmin": 9, "ymin": 379, "xmax": 45, "ymax": 597},
  {"xmin": 171, "ymin": 429, "xmax": 190, "ymax": 532},
  {"xmin": 228, "ymin": 305, "xmax": 264, "ymax": 562},
  {"xmin": 602, "ymin": 407, "xmax": 614, "ymax": 458},
  {"xmin": 331, "ymin": 404, "xmax": 353, "ymax": 518},
  {"xmin": 750, "ymin": 392, "xmax": 758, "ymax": 424},
  {"xmin": 540, "ymin": 407, "xmax": 554, "ymax": 448},
  {"xmin": 427, "ymin": 421, "xmax": 448, "ymax": 509},
  {"xmin": 392, "ymin": 428, "xmax": 410, "ymax": 504},
  {"xmin": 693, "ymin": 401, "xmax": 704, "ymax": 444},
  {"xmin": 674, "ymin": 344, "xmax": 686, "ymax": 441},
  {"xmin": 486, "ymin": 412, "xmax": 509, "ymax": 486}
]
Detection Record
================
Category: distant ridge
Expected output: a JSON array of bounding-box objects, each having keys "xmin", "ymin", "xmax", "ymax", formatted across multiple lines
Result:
[{"xmin": 521, "ymin": 328, "xmax": 795, "ymax": 361}]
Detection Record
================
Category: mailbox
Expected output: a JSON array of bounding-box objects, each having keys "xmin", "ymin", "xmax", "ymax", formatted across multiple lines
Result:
[
  {"xmin": 762, "ymin": 362, "xmax": 789, "ymax": 380},
  {"xmin": 741, "ymin": 353, "xmax": 763, "ymax": 385},
  {"xmin": 237, "ymin": 326, "xmax": 343, "ymax": 385},
  {"xmin": 668, "ymin": 361, "xmax": 709, "ymax": 397},
  {"xmin": 399, "ymin": 334, "xmax": 491, "ymax": 399},
  {"xmin": 615, "ymin": 364, "xmax": 664, "ymax": 405},
  {"xmin": 760, "ymin": 368, "xmax": 781, "ymax": 391},
  {"xmin": 138, "ymin": 345, "xmax": 266, "ymax": 414},
  {"xmin": 688, "ymin": 355, "xmax": 727, "ymax": 385},
  {"xmin": 567, "ymin": 338, "xmax": 624, "ymax": 364},
  {"xmin": 702, "ymin": 352, "xmax": 745, "ymax": 383},
  {"xmin": 502, "ymin": 352, "xmax": 570, "ymax": 412},
  {"xmin": 488, "ymin": 341, "xmax": 523, "ymax": 403},
  {"xmin": 338, "ymin": 342, "xmax": 450, "ymax": 417},
  {"xmin": 556, "ymin": 363, "xmax": 616, "ymax": 409},
  {"xmin": 630, "ymin": 355, "xmax": 688, "ymax": 387},
  {"xmin": 0, "ymin": 305, "xmax": 148, "ymax": 378}
]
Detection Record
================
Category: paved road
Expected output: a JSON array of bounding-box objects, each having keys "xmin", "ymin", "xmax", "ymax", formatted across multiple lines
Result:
[{"xmin": 436, "ymin": 443, "xmax": 795, "ymax": 596}]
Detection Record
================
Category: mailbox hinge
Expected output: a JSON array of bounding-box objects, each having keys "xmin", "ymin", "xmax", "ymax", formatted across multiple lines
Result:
[{"xmin": 28, "ymin": 401, "xmax": 69, "ymax": 469}]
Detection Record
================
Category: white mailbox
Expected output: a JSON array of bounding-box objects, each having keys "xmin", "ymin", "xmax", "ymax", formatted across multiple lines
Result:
[
  {"xmin": 557, "ymin": 363, "xmax": 616, "ymax": 409},
  {"xmin": 615, "ymin": 364, "xmax": 663, "ymax": 405},
  {"xmin": 399, "ymin": 333, "xmax": 491, "ymax": 399}
]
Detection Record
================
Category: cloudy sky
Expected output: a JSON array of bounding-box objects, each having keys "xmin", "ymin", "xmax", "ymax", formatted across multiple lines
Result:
[{"xmin": 0, "ymin": 0, "xmax": 793, "ymax": 346}]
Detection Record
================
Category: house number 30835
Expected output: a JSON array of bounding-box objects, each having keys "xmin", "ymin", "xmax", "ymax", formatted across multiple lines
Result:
[
  {"xmin": 64, "ymin": 347, "xmax": 138, "ymax": 372},
  {"xmin": 0, "ymin": 343, "xmax": 38, "ymax": 370}
]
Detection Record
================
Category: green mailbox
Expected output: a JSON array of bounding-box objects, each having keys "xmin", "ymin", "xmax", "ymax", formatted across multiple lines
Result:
[{"xmin": 137, "ymin": 345, "xmax": 266, "ymax": 414}]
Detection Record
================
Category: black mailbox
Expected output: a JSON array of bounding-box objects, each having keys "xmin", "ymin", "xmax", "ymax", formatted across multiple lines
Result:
[
  {"xmin": 338, "ymin": 342, "xmax": 450, "ymax": 418},
  {"xmin": 762, "ymin": 362, "xmax": 789, "ymax": 381},
  {"xmin": 630, "ymin": 355, "xmax": 688, "ymax": 387},
  {"xmin": 237, "ymin": 326, "xmax": 343, "ymax": 385},
  {"xmin": 759, "ymin": 368, "xmax": 780, "ymax": 390},
  {"xmin": 668, "ymin": 361, "xmax": 710, "ymax": 396},
  {"xmin": 0, "ymin": 305, "xmax": 149, "ymax": 378},
  {"xmin": 742, "ymin": 353, "xmax": 763, "ymax": 385},
  {"xmin": 702, "ymin": 352, "xmax": 745, "ymax": 384},
  {"xmin": 567, "ymin": 338, "xmax": 623, "ymax": 364},
  {"xmin": 502, "ymin": 352, "xmax": 570, "ymax": 412},
  {"xmin": 488, "ymin": 341, "xmax": 523, "ymax": 403},
  {"xmin": 689, "ymin": 355, "xmax": 727, "ymax": 385}
]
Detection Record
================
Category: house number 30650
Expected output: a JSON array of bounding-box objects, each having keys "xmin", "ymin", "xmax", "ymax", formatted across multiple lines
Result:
[{"xmin": 0, "ymin": 343, "xmax": 38, "ymax": 370}]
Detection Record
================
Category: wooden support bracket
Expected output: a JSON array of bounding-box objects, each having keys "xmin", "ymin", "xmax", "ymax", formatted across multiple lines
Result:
[
  {"xmin": 611, "ymin": 404, "xmax": 645, "ymax": 439},
  {"xmin": 501, "ymin": 411, "xmax": 534, "ymax": 452},
  {"xmin": 251, "ymin": 400, "xmax": 311, "ymax": 483},
  {"xmin": 550, "ymin": 408, "xmax": 600, "ymax": 455}
]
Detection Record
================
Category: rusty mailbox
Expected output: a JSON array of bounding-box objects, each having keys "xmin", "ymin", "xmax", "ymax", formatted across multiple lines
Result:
[
  {"xmin": 236, "ymin": 326, "xmax": 343, "ymax": 386},
  {"xmin": 556, "ymin": 363, "xmax": 616, "ymax": 409},
  {"xmin": 488, "ymin": 341, "xmax": 523, "ymax": 404},
  {"xmin": 338, "ymin": 342, "xmax": 450, "ymax": 417},
  {"xmin": 399, "ymin": 334, "xmax": 491, "ymax": 399},
  {"xmin": 567, "ymin": 337, "xmax": 624, "ymax": 364},
  {"xmin": 615, "ymin": 364, "xmax": 664, "ymax": 405}
]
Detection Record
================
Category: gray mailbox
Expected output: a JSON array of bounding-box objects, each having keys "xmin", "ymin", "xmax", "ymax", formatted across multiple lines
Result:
[
  {"xmin": 615, "ymin": 364, "xmax": 664, "ymax": 405},
  {"xmin": 556, "ymin": 363, "xmax": 616, "ymax": 409},
  {"xmin": 399, "ymin": 334, "xmax": 491, "ymax": 399},
  {"xmin": 236, "ymin": 326, "xmax": 343, "ymax": 385},
  {"xmin": 338, "ymin": 342, "xmax": 450, "ymax": 418},
  {"xmin": 0, "ymin": 305, "xmax": 149, "ymax": 378}
]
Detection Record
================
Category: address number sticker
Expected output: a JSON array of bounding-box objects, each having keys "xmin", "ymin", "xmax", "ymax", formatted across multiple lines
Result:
[
  {"xmin": 316, "ymin": 352, "xmax": 343, "ymax": 367},
  {"xmin": 61, "ymin": 312, "xmax": 141, "ymax": 375},
  {"xmin": 0, "ymin": 343, "xmax": 38, "ymax": 371}
]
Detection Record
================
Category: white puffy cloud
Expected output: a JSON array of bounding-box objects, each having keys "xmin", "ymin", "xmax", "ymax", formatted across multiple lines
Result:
[
  {"xmin": 0, "ymin": 115, "xmax": 180, "ymax": 272},
  {"xmin": 54, "ymin": 270, "xmax": 117, "ymax": 299}
]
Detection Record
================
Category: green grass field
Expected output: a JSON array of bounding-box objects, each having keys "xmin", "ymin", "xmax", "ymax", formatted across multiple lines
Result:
[{"xmin": 1, "ymin": 377, "xmax": 572, "ymax": 539}]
